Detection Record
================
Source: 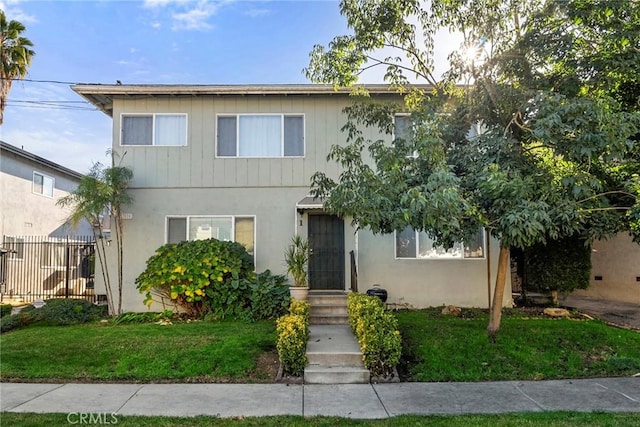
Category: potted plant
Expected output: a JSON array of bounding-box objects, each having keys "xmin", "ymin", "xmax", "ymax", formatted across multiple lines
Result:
[{"xmin": 284, "ymin": 235, "xmax": 310, "ymax": 301}]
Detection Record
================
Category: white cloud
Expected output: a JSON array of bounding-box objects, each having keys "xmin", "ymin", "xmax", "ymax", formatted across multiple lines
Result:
[
  {"xmin": 0, "ymin": 1, "xmax": 38, "ymax": 24},
  {"xmin": 172, "ymin": 5, "xmax": 215, "ymax": 31},
  {"xmin": 142, "ymin": 0, "xmax": 190, "ymax": 9},
  {"xmin": 140, "ymin": 0, "xmax": 234, "ymax": 32}
]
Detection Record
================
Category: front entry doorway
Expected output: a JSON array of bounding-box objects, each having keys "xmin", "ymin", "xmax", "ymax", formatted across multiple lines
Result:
[{"xmin": 308, "ymin": 214, "xmax": 345, "ymax": 290}]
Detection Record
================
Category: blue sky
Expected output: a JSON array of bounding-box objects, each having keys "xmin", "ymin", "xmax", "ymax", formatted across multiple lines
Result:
[{"xmin": 1, "ymin": 0, "xmax": 459, "ymax": 173}]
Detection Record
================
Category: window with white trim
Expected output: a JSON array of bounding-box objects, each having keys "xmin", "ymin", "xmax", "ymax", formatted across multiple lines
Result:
[
  {"xmin": 395, "ymin": 228, "xmax": 485, "ymax": 259},
  {"xmin": 5, "ymin": 236, "xmax": 25, "ymax": 260},
  {"xmin": 33, "ymin": 172, "xmax": 54, "ymax": 197},
  {"xmin": 121, "ymin": 114, "xmax": 187, "ymax": 146},
  {"xmin": 217, "ymin": 114, "xmax": 304, "ymax": 157},
  {"xmin": 394, "ymin": 114, "xmax": 418, "ymax": 159},
  {"xmin": 166, "ymin": 215, "xmax": 255, "ymax": 258}
]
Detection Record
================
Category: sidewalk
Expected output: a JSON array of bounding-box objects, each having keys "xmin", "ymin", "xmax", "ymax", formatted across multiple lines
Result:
[{"xmin": 2, "ymin": 378, "xmax": 639, "ymax": 418}]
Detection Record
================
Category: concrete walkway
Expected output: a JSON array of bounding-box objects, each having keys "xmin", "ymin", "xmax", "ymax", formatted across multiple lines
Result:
[
  {"xmin": 561, "ymin": 295, "xmax": 640, "ymax": 331},
  {"xmin": 2, "ymin": 378, "xmax": 639, "ymax": 418}
]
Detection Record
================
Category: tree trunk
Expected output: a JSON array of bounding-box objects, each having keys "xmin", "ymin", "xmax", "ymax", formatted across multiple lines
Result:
[
  {"xmin": 487, "ymin": 244, "xmax": 510, "ymax": 339},
  {"xmin": 115, "ymin": 215, "xmax": 124, "ymax": 315},
  {"xmin": 550, "ymin": 290, "xmax": 559, "ymax": 307}
]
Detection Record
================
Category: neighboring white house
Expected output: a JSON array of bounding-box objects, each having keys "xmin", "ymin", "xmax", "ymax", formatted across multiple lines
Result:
[
  {"xmin": 72, "ymin": 84, "xmax": 512, "ymax": 313},
  {"xmin": 575, "ymin": 233, "xmax": 640, "ymax": 304},
  {"xmin": 0, "ymin": 140, "xmax": 92, "ymax": 238},
  {"xmin": 0, "ymin": 141, "xmax": 94, "ymax": 302}
]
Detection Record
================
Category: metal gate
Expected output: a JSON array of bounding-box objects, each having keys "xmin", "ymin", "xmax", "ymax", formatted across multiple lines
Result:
[{"xmin": 0, "ymin": 235, "xmax": 95, "ymax": 303}]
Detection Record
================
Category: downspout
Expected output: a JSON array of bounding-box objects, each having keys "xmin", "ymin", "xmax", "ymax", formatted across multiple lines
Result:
[{"xmin": 486, "ymin": 231, "xmax": 491, "ymax": 311}]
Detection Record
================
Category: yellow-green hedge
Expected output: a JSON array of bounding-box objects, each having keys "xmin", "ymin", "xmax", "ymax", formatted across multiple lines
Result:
[
  {"xmin": 276, "ymin": 299, "xmax": 310, "ymax": 376},
  {"xmin": 288, "ymin": 298, "xmax": 310, "ymax": 322},
  {"xmin": 348, "ymin": 292, "xmax": 402, "ymax": 377}
]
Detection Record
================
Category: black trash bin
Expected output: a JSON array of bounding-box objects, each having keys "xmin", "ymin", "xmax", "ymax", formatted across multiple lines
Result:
[{"xmin": 366, "ymin": 285, "xmax": 388, "ymax": 303}]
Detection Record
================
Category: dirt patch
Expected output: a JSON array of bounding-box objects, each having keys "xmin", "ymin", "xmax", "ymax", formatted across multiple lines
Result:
[{"xmin": 250, "ymin": 350, "xmax": 280, "ymax": 382}]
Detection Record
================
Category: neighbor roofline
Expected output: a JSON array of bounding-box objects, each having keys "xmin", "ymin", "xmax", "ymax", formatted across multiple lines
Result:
[
  {"xmin": 71, "ymin": 83, "xmax": 435, "ymax": 117},
  {"xmin": 0, "ymin": 140, "xmax": 84, "ymax": 180}
]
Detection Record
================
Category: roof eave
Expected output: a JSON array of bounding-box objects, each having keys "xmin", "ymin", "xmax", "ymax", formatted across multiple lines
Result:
[{"xmin": 71, "ymin": 84, "xmax": 434, "ymax": 117}]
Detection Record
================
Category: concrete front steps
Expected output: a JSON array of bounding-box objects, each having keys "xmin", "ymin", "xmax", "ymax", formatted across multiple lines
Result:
[
  {"xmin": 305, "ymin": 293, "xmax": 369, "ymax": 384},
  {"xmin": 308, "ymin": 292, "xmax": 349, "ymax": 325}
]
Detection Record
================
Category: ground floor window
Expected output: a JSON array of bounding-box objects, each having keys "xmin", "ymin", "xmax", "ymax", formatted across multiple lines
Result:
[
  {"xmin": 4, "ymin": 236, "xmax": 25, "ymax": 260},
  {"xmin": 166, "ymin": 215, "xmax": 255, "ymax": 258},
  {"xmin": 40, "ymin": 242, "xmax": 80, "ymax": 268},
  {"xmin": 395, "ymin": 228, "xmax": 485, "ymax": 259}
]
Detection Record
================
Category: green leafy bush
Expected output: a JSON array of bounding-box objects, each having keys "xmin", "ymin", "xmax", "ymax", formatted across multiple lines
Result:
[
  {"xmin": 276, "ymin": 314, "xmax": 309, "ymax": 376},
  {"xmin": 348, "ymin": 292, "xmax": 402, "ymax": 377},
  {"xmin": 0, "ymin": 304, "xmax": 12, "ymax": 318},
  {"xmin": 0, "ymin": 299, "xmax": 107, "ymax": 333},
  {"xmin": 205, "ymin": 270, "xmax": 290, "ymax": 322},
  {"xmin": 524, "ymin": 235, "xmax": 591, "ymax": 296},
  {"xmin": 0, "ymin": 312, "xmax": 29, "ymax": 333},
  {"xmin": 247, "ymin": 270, "xmax": 290, "ymax": 321},
  {"xmin": 135, "ymin": 238, "xmax": 254, "ymax": 317}
]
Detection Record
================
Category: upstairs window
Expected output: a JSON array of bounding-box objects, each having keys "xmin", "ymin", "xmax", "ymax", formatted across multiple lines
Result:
[
  {"xmin": 394, "ymin": 114, "xmax": 419, "ymax": 159},
  {"xmin": 33, "ymin": 172, "xmax": 54, "ymax": 197},
  {"xmin": 395, "ymin": 228, "xmax": 485, "ymax": 259},
  {"xmin": 394, "ymin": 114, "xmax": 411, "ymax": 141},
  {"xmin": 121, "ymin": 114, "xmax": 187, "ymax": 146},
  {"xmin": 217, "ymin": 114, "xmax": 304, "ymax": 157}
]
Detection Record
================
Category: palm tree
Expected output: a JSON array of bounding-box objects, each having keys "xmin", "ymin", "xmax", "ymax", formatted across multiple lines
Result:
[
  {"xmin": 58, "ymin": 155, "xmax": 133, "ymax": 315},
  {"xmin": 1, "ymin": 11, "xmax": 35, "ymax": 125}
]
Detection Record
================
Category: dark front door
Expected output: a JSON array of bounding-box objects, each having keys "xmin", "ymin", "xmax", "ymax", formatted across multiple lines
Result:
[{"xmin": 308, "ymin": 214, "xmax": 345, "ymax": 290}]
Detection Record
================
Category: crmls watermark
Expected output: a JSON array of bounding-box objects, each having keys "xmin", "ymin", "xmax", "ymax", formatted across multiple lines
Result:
[{"xmin": 66, "ymin": 412, "xmax": 118, "ymax": 424}]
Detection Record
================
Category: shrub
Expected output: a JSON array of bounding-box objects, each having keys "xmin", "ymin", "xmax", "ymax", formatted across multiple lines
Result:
[
  {"xmin": 0, "ymin": 304, "xmax": 12, "ymax": 318},
  {"xmin": 135, "ymin": 238, "xmax": 254, "ymax": 317},
  {"xmin": 0, "ymin": 312, "xmax": 29, "ymax": 333},
  {"xmin": 348, "ymin": 292, "xmax": 402, "ymax": 377},
  {"xmin": 247, "ymin": 270, "xmax": 290, "ymax": 321},
  {"xmin": 27, "ymin": 298, "xmax": 107, "ymax": 325},
  {"xmin": 524, "ymin": 235, "xmax": 591, "ymax": 297},
  {"xmin": 276, "ymin": 314, "xmax": 309, "ymax": 376},
  {"xmin": 288, "ymin": 299, "xmax": 310, "ymax": 323},
  {"xmin": 206, "ymin": 270, "xmax": 290, "ymax": 322},
  {"xmin": 0, "ymin": 299, "xmax": 107, "ymax": 333}
]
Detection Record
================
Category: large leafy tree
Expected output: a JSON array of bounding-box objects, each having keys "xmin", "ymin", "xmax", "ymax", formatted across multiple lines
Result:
[
  {"xmin": 306, "ymin": 0, "xmax": 640, "ymax": 338},
  {"xmin": 0, "ymin": 10, "xmax": 35, "ymax": 125},
  {"xmin": 58, "ymin": 155, "xmax": 133, "ymax": 315}
]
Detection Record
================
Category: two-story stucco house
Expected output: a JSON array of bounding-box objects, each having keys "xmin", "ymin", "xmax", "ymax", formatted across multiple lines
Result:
[
  {"xmin": 1, "ymin": 141, "xmax": 94, "ymax": 302},
  {"xmin": 72, "ymin": 84, "xmax": 513, "ymax": 312}
]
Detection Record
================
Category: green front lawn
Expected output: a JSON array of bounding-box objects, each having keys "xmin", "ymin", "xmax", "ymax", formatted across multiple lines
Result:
[
  {"xmin": 0, "ymin": 320, "xmax": 276, "ymax": 382},
  {"xmin": 2, "ymin": 412, "xmax": 640, "ymax": 427},
  {"xmin": 397, "ymin": 309, "xmax": 640, "ymax": 382}
]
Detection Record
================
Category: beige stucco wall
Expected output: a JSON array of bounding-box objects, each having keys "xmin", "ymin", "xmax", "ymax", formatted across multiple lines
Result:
[
  {"xmin": 571, "ymin": 233, "xmax": 640, "ymax": 304},
  {"xmin": 357, "ymin": 229, "xmax": 511, "ymax": 309}
]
